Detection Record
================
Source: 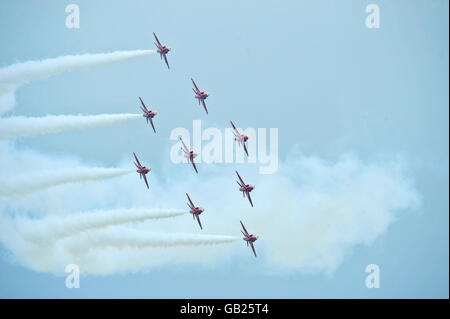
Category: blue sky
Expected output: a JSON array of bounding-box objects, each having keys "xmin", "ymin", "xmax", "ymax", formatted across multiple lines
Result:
[{"xmin": 0, "ymin": 0, "xmax": 448, "ymax": 298}]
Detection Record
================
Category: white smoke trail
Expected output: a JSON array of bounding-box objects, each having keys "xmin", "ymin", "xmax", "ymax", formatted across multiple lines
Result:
[
  {"xmin": 0, "ymin": 167, "xmax": 133, "ymax": 197},
  {"xmin": 0, "ymin": 114, "xmax": 142, "ymax": 140},
  {"xmin": 65, "ymin": 228, "xmax": 240, "ymax": 254},
  {"xmin": 0, "ymin": 213, "xmax": 240, "ymax": 275},
  {"xmin": 0, "ymin": 50, "xmax": 155, "ymax": 114},
  {"xmin": 18, "ymin": 209, "xmax": 187, "ymax": 244},
  {"xmin": 0, "ymin": 152, "xmax": 421, "ymax": 275}
]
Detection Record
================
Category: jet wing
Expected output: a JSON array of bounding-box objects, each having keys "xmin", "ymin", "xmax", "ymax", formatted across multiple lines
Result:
[
  {"xmin": 230, "ymin": 121, "xmax": 240, "ymax": 135},
  {"xmin": 191, "ymin": 78, "xmax": 200, "ymax": 93},
  {"xmin": 250, "ymin": 242, "xmax": 257, "ymax": 257},
  {"xmin": 139, "ymin": 97, "xmax": 148, "ymax": 112},
  {"xmin": 236, "ymin": 171, "xmax": 245, "ymax": 185},
  {"xmin": 230, "ymin": 121, "xmax": 243, "ymax": 138},
  {"xmin": 196, "ymin": 214, "xmax": 203, "ymax": 230},
  {"xmin": 243, "ymin": 142, "xmax": 248, "ymax": 156},
  {"xmin": 163, "ymin": 55, "xmax": 170, "ymax": 69},
  {"xmin": 133, "ymin": 152, "xmax": 142, "ymax": 167},
  {"xmin": 186, "ymin": 193, "xmax": 195, "ymax": 209},
  {"xmin": 143, "ymin": 174, "xmax": 149, "ymax": 189},
  {"xmin": 201, "ymin": 100, "xmax": 208, "ymax": 114},
  {"xmin": 149, "ymin": 118, "xmax": 156, "ymax": 133},
  {"xmin": 153, "ymin": 32, "xmax": 162, "ymax": 47},
  {"xmin": 240, "ymin": 221, "xmax": 249, "ymax": 236},
  {"xmin": 191, "ymin": 160, "xmax": 198, "ymax": 174},
  {"xmin": 230, "ymin": 120, "xmax": 237, "ymax": 131},
  {"xmin": 179, "ymin": 137, "xmax": 190, "ymax": 153},
  {"xmin": 247, "ymin": 191, "xmax": 254, "ymax": 207}
]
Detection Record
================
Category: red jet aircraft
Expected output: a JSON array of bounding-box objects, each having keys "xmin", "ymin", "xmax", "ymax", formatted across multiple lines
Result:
[
  {"xmin": 179, "ymin": 137, "xmax": 198, "ymax": 173},
  {"xmin": 139, "ymin": 97, "xmax": 157, "ymax": 133},
  {"xmin": 153, "ymin": 32, "xmax": 171, "ymax": 69},
  {"xmin": 230, "ymin": 120, "xmax": 249, "ymax": 156},
  {"xmin": 236, "ymin": 171, "xmax": 255, "ymax": 207},
  {"xmin": 186, "ymin": 193, "xmax": 205, "ymax": 230},
  {"xmin": 133, "ymin": 152, "xmax": 151, "ymax": 189},
  {"xmin": 240, "ymin": 221, "xmax": 258, "ymax": 257},
  {"xmin": 191, "ymin": 78, "xmax": 209, "ymax": 114}
]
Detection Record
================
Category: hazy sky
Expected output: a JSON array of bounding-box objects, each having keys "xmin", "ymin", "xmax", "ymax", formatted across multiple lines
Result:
[{"xmin": 0, "ymin": 0, "xmax": 448, "ymax": 298}]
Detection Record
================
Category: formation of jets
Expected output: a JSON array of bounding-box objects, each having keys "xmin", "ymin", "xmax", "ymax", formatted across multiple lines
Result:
[{"xmin": 132, "ymin": 33, "xmax": 259, "ymax": 257}]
